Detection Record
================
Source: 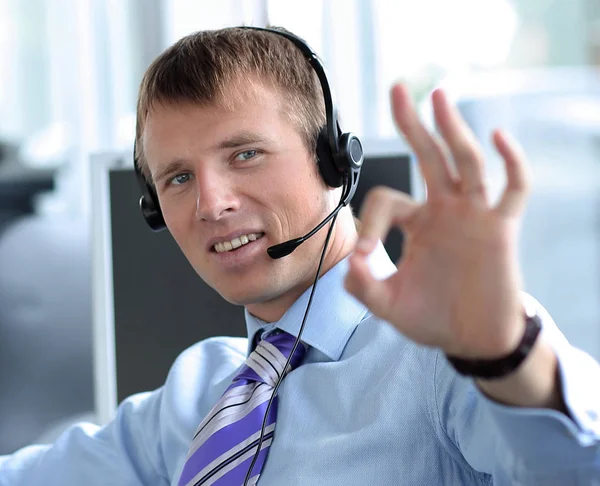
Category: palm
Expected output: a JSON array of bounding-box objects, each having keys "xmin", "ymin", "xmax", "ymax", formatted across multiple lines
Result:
[{"xmin": 345, "ymin": 85, "xmax": 529, "ymax": 359}]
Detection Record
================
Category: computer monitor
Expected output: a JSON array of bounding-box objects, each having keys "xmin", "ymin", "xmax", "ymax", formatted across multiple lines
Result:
[{"xmin": 91, "ymin": 139, "xmax": 419, "ymax": 424}]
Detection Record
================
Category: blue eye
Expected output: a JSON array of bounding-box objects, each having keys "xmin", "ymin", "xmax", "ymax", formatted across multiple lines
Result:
[
  {"xmin": 170, "ymin": 173, "xmax": 191, "ymax": 186},
  {"xmin": 235, "ymin": 150, "xmax": 257, "ymax": 161}
]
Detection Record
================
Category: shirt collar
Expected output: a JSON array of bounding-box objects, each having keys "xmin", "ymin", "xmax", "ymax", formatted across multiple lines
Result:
[{"xmin": 244, "ymin": 241, "xmax": 397, "ymax": 360}]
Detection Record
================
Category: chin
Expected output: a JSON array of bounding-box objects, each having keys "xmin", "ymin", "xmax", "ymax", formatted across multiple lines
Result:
[
  {"xmin": 195, "ymin": 263, "xmax": 301, "ymax": 311},
  {"xmin": 215, "ymin": 288, "xmax": 269, "ymax": 308},
  {"xmin": 206, "ymin": 275, "xmax": 270, "ymax": 305},
  {"xmin": 212, "ymin": 277, "xmax": 290, "ymax": 309}
]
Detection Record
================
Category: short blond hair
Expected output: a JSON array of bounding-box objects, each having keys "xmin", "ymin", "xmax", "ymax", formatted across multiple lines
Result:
[{"xmin": 135, "ymin": 26, "xmax": 325, "ymax": 180}]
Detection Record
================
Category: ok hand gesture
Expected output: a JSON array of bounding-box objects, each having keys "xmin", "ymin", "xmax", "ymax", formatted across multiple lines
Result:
[{"xmin": 345, "ymin": 84, "xmax": 530, "ymax": 360}]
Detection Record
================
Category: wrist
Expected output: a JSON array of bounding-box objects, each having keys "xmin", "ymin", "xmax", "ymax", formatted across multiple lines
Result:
[
  {"xmin": 445, "ymin": 311, "xmax": 542, "ymax": 380},
  {"xmin": 475, "ymin": 336, "xmax": 567, "ymax": 412}
]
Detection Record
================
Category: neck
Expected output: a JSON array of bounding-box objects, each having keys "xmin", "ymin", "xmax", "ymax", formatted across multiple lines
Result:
[{"xmin": 246, "ymin": 207, "xmax": 358, "ymax": 323}]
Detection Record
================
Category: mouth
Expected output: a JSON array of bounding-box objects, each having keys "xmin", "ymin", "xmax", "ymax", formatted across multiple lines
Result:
[{"xmin": 211, "ymin": 232, "xmax": 265, "ymax": 253}]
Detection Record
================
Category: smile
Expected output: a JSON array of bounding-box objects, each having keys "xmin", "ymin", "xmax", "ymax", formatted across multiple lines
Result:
[{"xmin": 213, "ymin": 233, "xmax": 264, "ymax": 253}]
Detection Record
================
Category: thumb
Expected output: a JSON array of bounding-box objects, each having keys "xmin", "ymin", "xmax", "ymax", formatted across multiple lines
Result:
[
  {"xmin": 358, "ymin": 186, "xmax": 418, "ymax": 249},
  {"xmin": 344, "ymin": 250, "xmax": 393, "ymax": 318}
]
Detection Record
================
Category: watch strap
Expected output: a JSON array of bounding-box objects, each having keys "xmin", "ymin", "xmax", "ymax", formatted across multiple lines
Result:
[{"xmin": 445, "ymin": 312, "xmax": 542, "ymax": 380}]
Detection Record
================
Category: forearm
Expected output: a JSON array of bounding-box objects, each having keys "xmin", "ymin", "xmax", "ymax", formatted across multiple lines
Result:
[
  {"xmin": 475, "ymin": 336, "xmax": 568, "ymax": 413},
  {"xmin": 437, "ymin": 327, "xmax": 600, "ymax": 485}
]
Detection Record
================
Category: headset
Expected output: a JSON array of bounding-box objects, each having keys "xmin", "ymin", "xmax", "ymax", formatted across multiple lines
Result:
[
  {"xmin": 132, "ymin": 26, "xmax": 365, "ymax": 485},
  {"xmin": 133, "ymin": 26, "xmax": 364, "ymax": 258}
]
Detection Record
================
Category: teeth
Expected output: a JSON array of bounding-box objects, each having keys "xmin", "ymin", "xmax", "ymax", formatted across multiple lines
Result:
[{"xmin": 214, "ymin": 233, "xmax": 262, "ymax": 253}]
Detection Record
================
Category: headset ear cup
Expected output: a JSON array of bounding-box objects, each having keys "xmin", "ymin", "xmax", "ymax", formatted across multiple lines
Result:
[
  {"xmin": 134, "ymin": 152, "xmax": 167, "ymax": 232},
  {"xmin": 316, "ymin": 127, "xmax": 344, "ymax": 187},
  {"xmin": 139, "ymin": 193, "xmax": 166, "ymax": 232},
  {"xmin": 338, "ymin": 132, "xmax": 364, "ymax": 170}
]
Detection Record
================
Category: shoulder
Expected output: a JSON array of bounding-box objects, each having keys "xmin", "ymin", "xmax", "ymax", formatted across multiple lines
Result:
[
  {"xmin": 173, "ymin": 335, "xmax": 248, "ymax": 363},
  {"xmin": 346, "ymin": 312, "xmax": 440, "ymax": 376},
  {"xmin": 158, "ymin": 336, "xmax": 249, "ymax": 454},
  {"xmin": 166, "ymin": 335, "xmax": 248, "ymax": 386}
]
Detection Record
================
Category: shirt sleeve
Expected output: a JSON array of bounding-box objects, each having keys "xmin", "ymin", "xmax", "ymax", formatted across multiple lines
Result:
[
  {"xmin": 433, "ymin": 294, "xmax": 600, "ymax": 486},
  {"xmin": 0, "ymin": 388, "xmax": 169, "ymax": 486}
]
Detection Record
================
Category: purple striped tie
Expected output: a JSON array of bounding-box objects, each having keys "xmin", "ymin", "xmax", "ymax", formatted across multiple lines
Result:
[{"xmin": 177, "ymin": 331, "xmax": 306, "ymax": 486}]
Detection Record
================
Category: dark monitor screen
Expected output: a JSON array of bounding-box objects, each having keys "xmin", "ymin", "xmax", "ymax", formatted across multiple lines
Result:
[{"xmin": 106, "ymin": 148, "xmax": 414, "ymax": 403}]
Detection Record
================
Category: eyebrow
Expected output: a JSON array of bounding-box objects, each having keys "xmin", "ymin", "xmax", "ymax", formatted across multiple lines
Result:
[
  {"xmin": 153, "ymin": 159, "xmax": 187, "ymax": 185},
  {"xmin": 152, "ymin": 131, "xmax": 273, "ymax": 184},
  {"xmin": 215, "ymin": 131, "xmax": 273, "ymax": 150}
]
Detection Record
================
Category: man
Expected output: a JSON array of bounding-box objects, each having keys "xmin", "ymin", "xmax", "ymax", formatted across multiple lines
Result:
[{"xmin": 1, "ymin": 26, "xmax": 599, "ymax": 485}]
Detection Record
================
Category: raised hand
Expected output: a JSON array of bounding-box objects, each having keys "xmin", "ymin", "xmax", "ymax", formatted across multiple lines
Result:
[{"xmin": 345, "ymin": 83, "xmax": 531, "ymax": 360}]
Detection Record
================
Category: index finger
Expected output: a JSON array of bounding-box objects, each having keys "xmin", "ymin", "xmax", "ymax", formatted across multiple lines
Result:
[
  {"xmin": 356, "ymin": 186, "xmax": 418, "ymax": 255},
  {"xmin": 391, "ymin": 84, "xmax": 455, "ymax": 197}
]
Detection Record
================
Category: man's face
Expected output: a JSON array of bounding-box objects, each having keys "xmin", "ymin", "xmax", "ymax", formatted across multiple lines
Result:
[{"xmin": 143, "ymin": 82, "xmax": 340, "ymax": 319}]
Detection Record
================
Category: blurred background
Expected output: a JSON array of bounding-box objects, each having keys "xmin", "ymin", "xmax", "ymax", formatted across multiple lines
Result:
[{"xmin": 0, "ymin": 0, "xmax": 599, "ymax": 455}]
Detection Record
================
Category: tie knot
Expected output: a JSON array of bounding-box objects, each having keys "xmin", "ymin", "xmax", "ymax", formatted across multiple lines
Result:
[
  {"xmin": 262, "ymin": 330, "xmax": 306, "ymax": 369},
  {"xmin": 236, "ymin": 330, "xmax": 306, "ymax": 387}
]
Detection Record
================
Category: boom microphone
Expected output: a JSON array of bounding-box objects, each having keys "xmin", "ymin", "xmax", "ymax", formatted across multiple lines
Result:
[{"xmin": 266, "ymin": 200, "xmax": 346, "ymax": 259}]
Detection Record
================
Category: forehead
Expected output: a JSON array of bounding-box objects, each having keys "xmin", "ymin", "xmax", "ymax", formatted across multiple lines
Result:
[
  {"xmin": 143, "ymin": 79, "xmax": 287, "ymax": 137},
  {"xmin": 151, "ymin": 77, "xmax": 284, "ymax": 119},
  {"xmin": 216, "ymin": 76, "xmax": 285, "ymax": 111},
  {"xmin": 141, "ymin": 80, "xmax": 302, "ymax": 175}
]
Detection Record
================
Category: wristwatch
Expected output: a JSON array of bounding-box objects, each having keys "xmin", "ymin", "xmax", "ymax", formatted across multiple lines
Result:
[{"xmin": 445, "ymin": 311, "xmax": 542, "ymax": 380}]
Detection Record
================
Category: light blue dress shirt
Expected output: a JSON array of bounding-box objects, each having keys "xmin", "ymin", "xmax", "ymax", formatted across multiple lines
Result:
[{"xmin": 1, "ymin": 244, "xmax": 599, "ymax": 485}]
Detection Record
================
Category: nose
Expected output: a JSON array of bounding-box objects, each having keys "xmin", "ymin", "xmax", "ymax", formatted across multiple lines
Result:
[{"xmin": 194, "ymin": 169, "xmax": 240, "ymax": 222}]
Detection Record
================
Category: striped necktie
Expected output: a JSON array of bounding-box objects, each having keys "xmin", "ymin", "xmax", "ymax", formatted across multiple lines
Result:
[{"xmin": 177, "ymin": 330, "xmax": 306, "ymax": 486}]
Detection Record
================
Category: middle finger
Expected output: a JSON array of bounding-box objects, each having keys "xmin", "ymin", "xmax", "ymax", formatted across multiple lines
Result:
[{"xmin": 432, "ymin": 89, "xmax": 487, "ymax": 200}]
